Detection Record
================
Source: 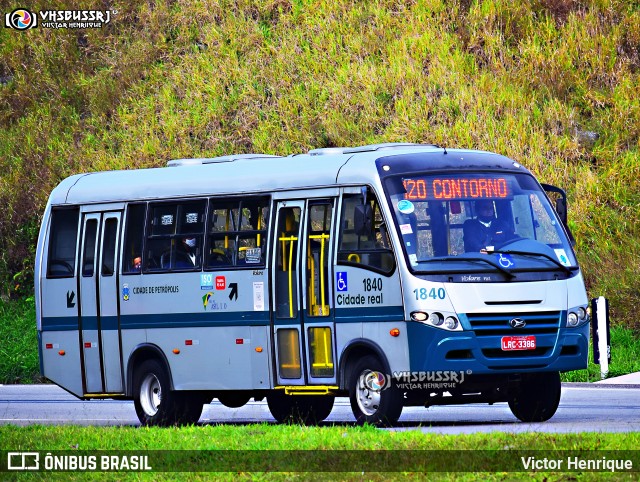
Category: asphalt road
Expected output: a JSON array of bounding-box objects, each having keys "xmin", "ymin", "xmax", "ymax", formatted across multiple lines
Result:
[{"xmin": 1, "ymin": 384, "xmax": 639, "ymax": 433}]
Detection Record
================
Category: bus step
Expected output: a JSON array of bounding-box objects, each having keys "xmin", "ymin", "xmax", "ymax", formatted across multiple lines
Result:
[{"xmin": 280, "ymin": 386, "xmax": 339, "ymax": 396}]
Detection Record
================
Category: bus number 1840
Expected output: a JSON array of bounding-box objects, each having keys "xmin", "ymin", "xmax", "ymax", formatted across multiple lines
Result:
[{"xmin": 413, "ymin": 287, "xmax": 446, "ymax": 300}]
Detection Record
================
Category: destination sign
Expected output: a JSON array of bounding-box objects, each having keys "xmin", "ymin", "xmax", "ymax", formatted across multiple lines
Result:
[{"xmin": 402, "ymin": 177, "xmax": 511, "ymax": 200}]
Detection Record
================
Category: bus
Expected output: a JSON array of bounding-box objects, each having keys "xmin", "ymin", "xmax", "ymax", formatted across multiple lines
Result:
[{"xmin": 35, "ymin": 143, "xmax": 590, "ymax": 426}]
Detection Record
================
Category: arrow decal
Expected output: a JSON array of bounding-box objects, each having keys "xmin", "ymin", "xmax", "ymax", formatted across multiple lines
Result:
[
  {"xmin": 228, "ymin": 283, "xmax": 238, "ymax": 301},
  {"xmin": 66, "ymin": 291, "xmax": 76, "ymax": 308}
]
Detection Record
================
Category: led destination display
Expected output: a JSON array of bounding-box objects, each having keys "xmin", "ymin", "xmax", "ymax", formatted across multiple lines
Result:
[{"xmin": 402, "ymin": 177, "xmax": 511, "ymax": 200}]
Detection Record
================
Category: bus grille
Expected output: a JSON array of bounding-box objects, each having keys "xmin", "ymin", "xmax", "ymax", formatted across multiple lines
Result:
[
  {"xmin": 467, "ymin": 311, "xmax": 561, "ymax": 360},
  {"xmin": 467, "ymin": 311, "xmax": 561, "ymax": 337}
]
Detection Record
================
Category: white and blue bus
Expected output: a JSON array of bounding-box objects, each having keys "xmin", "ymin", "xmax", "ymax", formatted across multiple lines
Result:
[{"xmin": 35, "ymin": 143, "xmax": 590, "ymax": 426}]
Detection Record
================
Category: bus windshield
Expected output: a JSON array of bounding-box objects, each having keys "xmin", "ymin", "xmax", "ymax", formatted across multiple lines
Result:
[{"xmin": 384, "ymin": 172, "xmax": 578, "ymax": 275}]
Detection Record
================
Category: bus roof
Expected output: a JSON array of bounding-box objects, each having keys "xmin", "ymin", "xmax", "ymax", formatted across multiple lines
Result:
[{"xmin": 49, "ymin": 144, "xmax": 527, "ymax": 205}]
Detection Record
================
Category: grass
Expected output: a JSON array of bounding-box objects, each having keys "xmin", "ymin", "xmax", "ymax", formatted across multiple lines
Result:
[
  {"xmin": 561, "ymin": 325, "xmax": 640, "ymax": 382},
  {"xmin": 1, "ymin": 425, "xmax": 639, "ymax": 479},
  {"xmin": 0, "ymin": 298, "xmax": 40, "ymax": 384}
]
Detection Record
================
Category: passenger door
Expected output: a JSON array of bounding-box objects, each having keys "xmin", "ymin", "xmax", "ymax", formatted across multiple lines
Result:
[
  {"xmin": 79, "ymin": 210, "xmax": 124, "ymax": 394},
  {"xmin": 271, "ymin": 199, "xmax": 337, "ymax": 386}
]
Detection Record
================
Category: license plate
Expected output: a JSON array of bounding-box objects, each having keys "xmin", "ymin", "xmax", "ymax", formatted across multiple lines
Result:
[{"xmin": 501, "ymin": 335, "xmax": 536, "ymax": 351}]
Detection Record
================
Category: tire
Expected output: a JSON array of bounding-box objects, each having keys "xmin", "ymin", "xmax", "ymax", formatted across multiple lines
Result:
[
  {"xmin": 508, "ymin": 371, "xmax": 561, "ymax": 422},
  {"xmin": 348, "ymin": 355, "xmax": 403, "ymax": 427},
  {"xmin": 133, "ymin": 359, "xmax": 203, "ymax": 426},
  {"xmin": 267, "ymin": 392, "xmax": 335, "ymax": 425}
]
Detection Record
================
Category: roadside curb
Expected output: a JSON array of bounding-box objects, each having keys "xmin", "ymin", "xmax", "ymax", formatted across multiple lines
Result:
[{"xmin": 563, "ymin": 382, "xmax": 640, "ymax": 389}]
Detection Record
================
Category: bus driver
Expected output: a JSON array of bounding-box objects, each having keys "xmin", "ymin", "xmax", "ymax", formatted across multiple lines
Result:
[{"xmin": 463, "ymin": 199, "xmax": 511, "ymax": 252}]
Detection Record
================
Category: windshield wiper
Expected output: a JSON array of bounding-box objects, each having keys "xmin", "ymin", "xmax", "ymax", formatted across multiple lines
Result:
[
  {"xmin": 486, "ymin": 248, "xmax": 573, "ymax": 274},
  {"xmin": 418, "ymin": 256, "xmax": 515, "ymax": 279}
]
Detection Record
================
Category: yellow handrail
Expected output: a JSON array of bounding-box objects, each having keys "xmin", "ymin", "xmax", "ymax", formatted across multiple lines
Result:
[
  {"xmin": 308, "ymin": 233, "xmax": 330, "ymax": 316},
  {"xmin": 257, "ymin": 209, "xmax": 261, "ymax": 247},
  {"xmin": 279, "ymin": 235, "xmax": 298, "ymax": 318},
  {"xmin": 324, "ymin": 327, "xmax": 331, "ymax": 368}
]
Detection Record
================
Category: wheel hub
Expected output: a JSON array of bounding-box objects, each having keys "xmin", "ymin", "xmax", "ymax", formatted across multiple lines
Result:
[
  {"xmin": 139, "ymin": 373, "xmax": 161, "ymax": 416},
  {"xmin": 356, "ymin": 371, "xmax": 383, "ymax": 416}
]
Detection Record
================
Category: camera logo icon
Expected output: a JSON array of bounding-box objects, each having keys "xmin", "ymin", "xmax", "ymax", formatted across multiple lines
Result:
[{"xmin": 5, "ymin": 9, "xmax": 38, "ymax": 30}]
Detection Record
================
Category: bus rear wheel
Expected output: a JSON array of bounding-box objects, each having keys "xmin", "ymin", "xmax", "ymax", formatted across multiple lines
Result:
[
  {"xmin": 133, "ymin": 359, "xmax": 203, "ymax": 426},
  {"xmin": 508, "ymin": 371, "xmax": 561, "ymax": 422},
  {"xmin": 267, "ymin": 392, "xmax": 334, "ymax": 425},
  {"xmin": 349, "ymin": 355, "xmax": 403, "ymax": 427}
]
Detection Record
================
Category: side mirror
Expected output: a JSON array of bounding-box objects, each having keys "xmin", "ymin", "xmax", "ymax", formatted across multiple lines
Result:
[
  {"xmin": 555, "ymin": 197, "xmax": 567, "ymax": 225},
  {"xmin": 541, "ymin": 184, "xmax": 568, "ymax": 225},
  {"xmin": 541, "ymin": 183, "xmax": 575, "ymax": 246},
  {"xmin": 354, "ymin": 204, "xmax": 373, "ymax": 236}
]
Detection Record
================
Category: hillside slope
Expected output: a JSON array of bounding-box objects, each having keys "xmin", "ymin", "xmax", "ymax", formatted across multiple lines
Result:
[{"xmin": 0, "ymin": 0, "xmax": 638, "ymax": 325}]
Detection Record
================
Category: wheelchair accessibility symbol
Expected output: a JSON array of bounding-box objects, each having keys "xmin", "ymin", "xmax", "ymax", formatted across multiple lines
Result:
[
  {"xmin": 497, "ymin": 253, "xmax": 515, "ymax": 268},
  {"xmin": 336, "ymin": 272, "xmax": 348, "ymax": 292}
]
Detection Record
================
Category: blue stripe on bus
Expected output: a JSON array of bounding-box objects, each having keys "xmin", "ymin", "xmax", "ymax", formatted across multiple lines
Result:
[
  {"xmin": 101, "ymin": 316, "xmax": 119, "ymax": 331},
  {"xmin": 334, "ymin": 306, "xmax": 404, "ymax": 322},
  {"xmin": 41, "ymin": 317, "xmax": 79, "ymax": 331},
  {"xmin": 119, "ymin": 312, "xmax": 270, "ymax": 329},
  {"xmin": 41, "ymin": 307, "xmax": 404, "ymax": 331},
  {"xmin": 82, "ymin": 316, "xmax": 98, "ymax": 331},
  {"xmin": 41, "ymin": 313, "xmax": 271, "ymax": 331}
]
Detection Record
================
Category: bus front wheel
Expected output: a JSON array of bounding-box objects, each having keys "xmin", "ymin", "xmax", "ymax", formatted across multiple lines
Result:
[
  {"xmin": 508, "ymin": 371, "xmax": 561, "ymax": 422},
  {"xmin": 349, "ymin": 355, "xmax": 403, "ymax": 426},
  {"xmin": 133, "ymin": 359, "xmax": 203, "ymax": 426}
]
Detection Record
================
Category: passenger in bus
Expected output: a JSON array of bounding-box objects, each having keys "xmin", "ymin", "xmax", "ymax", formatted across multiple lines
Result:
[
  {"xmin": 132, "ymin": 256, "xmax": 142, "ymax": 272},
  {"xmin": 463, "ymin": 200, "xmax": 510, "ymax": 252},
  {"xmin": 175, "ymin": 237, "xmax": 198, "ymax": 268}
]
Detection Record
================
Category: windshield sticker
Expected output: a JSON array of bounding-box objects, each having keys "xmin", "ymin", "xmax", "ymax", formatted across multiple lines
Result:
[
  {"xmin": 554, "ymin": 249, "xmax": 571, "ymax": 266},
  {"xmin": 397, "ymin": 200, "xmax": 415, "ymax": 214},
  {"xmin": 400, "ymin": 223, "xmax": 413, "ymax": 235},
  {"xmin": 409, "ymin": 253, "xmax": 418, "ymax": 266},
  {"xmin": 496, "ymin": 253, "xmax": 515, "ymax": 268}
]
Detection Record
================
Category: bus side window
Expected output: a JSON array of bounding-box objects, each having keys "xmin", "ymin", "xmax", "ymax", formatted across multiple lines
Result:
[
  {"xmin": 122, "ymin": 204, "xmax": 145, "ymax": 274},
  {"xmin": 208, "ymin": 202, "xmax": 238, "ymax": 268},
  {"xmin": 207, "ymin": 197, "xmax": 269, "ymax": 269},
  {"xmin": 338, "ymin": 193, "xmax": 395, "ymax": 275},
  {"xmin": 47, "ymin": 208, "xmax": 80, "ymax": 277},
  {"xmin": 101, "ymin": 218, "xmax": 118, "ymax": 276},
  {"xmin": 146, "ymin": 200, "xmax": 206, "ymax": 271}
]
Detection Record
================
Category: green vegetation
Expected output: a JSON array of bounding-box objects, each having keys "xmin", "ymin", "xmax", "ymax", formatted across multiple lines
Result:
[
  {"xmin": 1, "ymin": 425, "xmax": 639, "ymax": 480},
  {"xmin": 561, "ymin": 325, "xmax": 640, "ymax": 382},
  {"xmin": 0, "ymin": 298, "xmax": 40, "ymax": 384}
]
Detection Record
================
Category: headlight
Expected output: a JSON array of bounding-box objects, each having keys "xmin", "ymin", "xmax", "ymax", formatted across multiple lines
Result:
[
  {"xmin": 429, "ymin": 312, "xmax": 444, "ymax": 326},
  {"xmin": 410, "ymin": 311, "xmax": 428, "ymax": 322},
  {"xmin": 445, "ymin": 316, "xmax": 458, "ymax": 330},
  {"xmin": 410, "ymin": 309, "xmax": 461, "ymax": 331},
  {"xmin": 567, "ymin": 312, "xmax": 579, "ymax": 327},
  {"xmin": 567, "ymin": 305, "xmax": 589, "ymax": 327}
]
